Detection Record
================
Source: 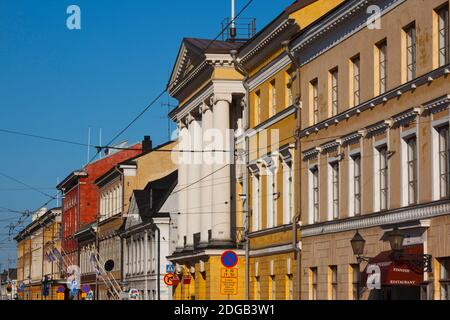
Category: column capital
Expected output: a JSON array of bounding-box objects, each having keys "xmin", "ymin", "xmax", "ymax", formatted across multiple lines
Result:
[
  {"xmin": 201, "ymin": 101, "xmax": 212, "ymax": 114},
  {"xmin": 212, "ymin": 93, "xmax": 233, "ymax": 105}
]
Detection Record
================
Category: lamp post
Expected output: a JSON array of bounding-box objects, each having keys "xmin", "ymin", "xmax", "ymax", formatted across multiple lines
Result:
[{"xmin": 350, "ymin": 231, "xmax": 370, "ymax": 301}]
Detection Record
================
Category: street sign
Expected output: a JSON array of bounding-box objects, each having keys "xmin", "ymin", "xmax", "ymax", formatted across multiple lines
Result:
[
  {"xmin": 221, "ymin": 250, "xmax": 239, "ymax": 269},
  {"xmin": 220, "ymin": 278, "xmax": 238, "ymax": 295},
  {"xmin": 56, "ymin": 286, "xmax": 65, "ymax": 293},
  {"xmin": 82, "ymin": 284, "xmax": 91, "ymax": 293},
  {"xmin": 183, "ymin": 276, "xmax": 192, "ymax": 285},
  {"xmin": 166, "ymin": 264, "xmax": 175, "ymax": 273},
  {"xmin": 129, "ymin": 289, "xmax": 140, "ymax": 300},
  {"xmin": 220, "ymin": 267, "xmax": 238, "ymax": 295},
  {"xmin": 164, "ymin": 273, "xmax": 175, "ymax": 286}
]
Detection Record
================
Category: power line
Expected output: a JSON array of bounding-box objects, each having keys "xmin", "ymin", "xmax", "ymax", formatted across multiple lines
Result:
[
  {"xmin": 0, "ymin": 172, "xmax": 56, "ymax": 200},
  {"xmin": 87, "ymin": 0, "xmax": 256, "ymax": 165}
]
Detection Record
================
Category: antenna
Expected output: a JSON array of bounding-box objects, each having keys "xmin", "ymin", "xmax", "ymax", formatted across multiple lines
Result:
[
  {"xmin": 99, "ymin": 128, "xmax": 103, "ymax": 159},
  {"xmin": 230, "ymin": 0, "xmax": 237, "ymax": 40},
  {"xmin": 56, "ymin": 177, "xmax": 60, "ymax": 207},
  {"xmin": 87, "ymin": 127, "xmax": 91, "ymax": 164}
]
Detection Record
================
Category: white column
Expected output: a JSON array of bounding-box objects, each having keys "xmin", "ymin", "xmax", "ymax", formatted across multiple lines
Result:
[
  {"xmin": 186, "ymin": 113, "xmax": 202, "ymax": 249},
  {"xmin": 211, "ymin": 94, "xmax": 232, "ymax": 244},
  {"xmin": 200, "ymin": 102, "xmax": 214, "ymax": 245},
  {"xmin": 177, "ymin": 122, "xmax": 189, "ymax": 250},
  {"xmin": 144, "ymin": 231, "xmax": 148, "ymax": 300}
]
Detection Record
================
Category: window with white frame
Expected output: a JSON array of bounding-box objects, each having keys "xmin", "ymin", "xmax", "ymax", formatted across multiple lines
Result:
[
  {"xmin": 255, "ymin": 90, "xmax": 261, "ymax": 125},
  {"xmin": 251, "ymin": 172, "xmax": 262, "ymax": 232},
  {"xmin": 404, "ymin": 23, "xmax": 416, "ymax": 82},
  {"xmin": 349, "ymin": 154, "xmax": 362, "ymax": 216},
  {"xmin": 438, "ymin": 125, "xmax": 450, "ymax": 199},
  {"xmin": 377, "ymin": 40, "xmax": 387, "ymax": 94},
  {"xmin": 329, "ymin": 161, "xmax": 340, "ymax": 220},
  {"xmin": 309, "ymin": 166, "xmax": 320, "ymax": 224},
  {"xmin": 270, "ymin": 80, "xmax": 277, "ymax": 117},
  {"xmin": 282, "ymin": 160, "xmax": 294, "ymax": 225},
  {"xmin": 437, "ymin": 5, "xmax": 449, "ymax": 67},
  {"xmin": 441, "ymin": 258, "xmax": 450, "ymax": 300},
  {"xmin": 266, "ymin": 165, "xmax": 277, "ymax": 229},
  {"xmin": 311, "ymin": 79, "xmax": 319, "ymax": 125},
  {"xmin": 330, "ymin": 68, "xmax": 339, "ymax": 116},
  {"xmin": 374, "ymin": 145, "xmax": 389, "ymax": 212},
  {"xmin": 287, "ymin": 70, "xmax": 295, "ymax": 107},
  {"xmin": 403, "ymin": 135, "xmax": 418, "ymax": 206},
  {"xmin": 352, "ymin": 56, "xmax": 360, "ymax": 107}
]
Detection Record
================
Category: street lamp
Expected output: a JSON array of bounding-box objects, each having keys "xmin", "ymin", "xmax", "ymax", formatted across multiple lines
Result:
[
  {"xmin": 388, "ymin": 228, "xmax": 405, "ymax": 252},
  {"xmin": 351, "ymin": 231, "xmax": 370, "ymax": 263}
]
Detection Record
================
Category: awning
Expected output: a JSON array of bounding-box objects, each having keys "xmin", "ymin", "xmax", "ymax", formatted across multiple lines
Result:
[{"xmin": 362, "ymin": 245, "xmax": 424, "ymax": 287}]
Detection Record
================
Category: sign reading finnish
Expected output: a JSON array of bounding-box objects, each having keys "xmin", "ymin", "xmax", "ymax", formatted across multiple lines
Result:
[{"xmin": 221, "ymin": 251, "xmax": 238, "ymax": 269}]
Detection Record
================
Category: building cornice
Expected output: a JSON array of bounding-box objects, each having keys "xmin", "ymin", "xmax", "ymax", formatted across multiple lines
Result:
[
  {"xmin": 301, "ymin": 65, "xmax": 450, "ymax": 139},
  {"xmin": 301, "ymin": 200, "xmax": 450, "ymax": 238}
]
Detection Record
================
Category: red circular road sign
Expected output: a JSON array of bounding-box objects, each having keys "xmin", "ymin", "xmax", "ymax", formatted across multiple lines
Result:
[
  {"xmin": 164, "ymin": 273, "xmax": 175, "ymax": 286},
  {"xmin": 221, "ymin": 250, "xmax": 239, "ymax": 268}
]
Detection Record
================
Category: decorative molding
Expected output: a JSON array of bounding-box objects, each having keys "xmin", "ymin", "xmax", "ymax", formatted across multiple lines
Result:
[
  {"xmin": 246, "ymin": 105, "xmax": 297, "ymax": 138},
  {"xmin": 302, "ymin": 200, "xmax": 450, "ymax": 238},
  {"xmin": 300, "ymin": 65, "xmax": 450, "ymax": 139},
  {"xmin": 423, "ymin": 94, "xmax": 450, "ymax": 115},
  {"xmin": 249, "ymin": 244, "xmax": 294, "ymax": 258},
  {"xmin": 248, "ymin": 54, "xmax": 291, "ymax": 92},
  {"xmin": 241, "ymin": 19, "xmax": 294, "ymax": 64}
]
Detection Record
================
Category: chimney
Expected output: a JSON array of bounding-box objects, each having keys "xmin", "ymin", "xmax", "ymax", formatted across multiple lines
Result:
[{"xmin": 143, "ymin": 136, "xmax": 153, "ymax": 153}]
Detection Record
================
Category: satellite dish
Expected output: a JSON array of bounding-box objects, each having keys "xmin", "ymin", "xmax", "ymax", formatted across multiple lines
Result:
[{"xmin": 105, "ymin": 260, "xmax": 115, "ymax": 272}]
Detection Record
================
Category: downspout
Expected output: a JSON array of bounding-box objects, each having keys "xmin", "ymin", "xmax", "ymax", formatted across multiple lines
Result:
[
  {"xmin": 283, "ymin": 40, "xmax": 302, "ymax": 301},
  {"xmin": 113, "ymin": 166, "xmax": 125, "ymax": 295},
  {"xmin": 230, "ymin": 49, "xmax": 250, "ymax": 300},
  {"xmin": 151, "ymin": 222, "xmax": 161, "ymax": 301}
]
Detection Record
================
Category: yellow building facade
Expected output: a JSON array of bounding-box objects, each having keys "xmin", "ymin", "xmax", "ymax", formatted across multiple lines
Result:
[
  {"xmin": 236, "ymin": 0, "xmax": 344, "ymax": 301},
  {"xmin": 15, "ymin": 208, "xmax": 63, "ymax": 300}
]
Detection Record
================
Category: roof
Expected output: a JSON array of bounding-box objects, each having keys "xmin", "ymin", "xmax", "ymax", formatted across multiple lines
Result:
[
  {"xmin": 183, "ymin": 38, "xmax": 243, "ymax": 54},
  {"xmin": 56, "ymin": 170, "xmax": 87, "ymax": 191},
  {"xmin": 131, "ymin": 170, "xmax": 178, "ymax": 220},
  {"xmin": 285, "ymin": 0, "xmax": 319, "ymax": 14},
  {"xmin": 14, "ymin": 208, "xmax": 62, "ymax": 242}
]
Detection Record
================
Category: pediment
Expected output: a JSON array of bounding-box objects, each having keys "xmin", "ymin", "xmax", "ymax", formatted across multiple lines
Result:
[{"xmin": 168, "ymin": 40, "xmax": 206, "ymax": 94}]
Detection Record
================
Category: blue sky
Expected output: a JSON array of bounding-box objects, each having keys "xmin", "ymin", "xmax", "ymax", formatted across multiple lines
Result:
[{"xmin": 0, "ymin": 0, "xmax": 293, "ymax": 267}]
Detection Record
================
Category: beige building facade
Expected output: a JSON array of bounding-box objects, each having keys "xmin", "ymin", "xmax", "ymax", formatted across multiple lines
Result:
[{"xmin": 289, "ymin": 0, "xmax": 450, "ymax": 300}]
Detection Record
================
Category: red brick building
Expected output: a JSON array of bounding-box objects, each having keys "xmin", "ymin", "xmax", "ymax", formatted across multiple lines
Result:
[{"xmin": 57, "ymin": 144, "xmax": 142, "ymax": 274}]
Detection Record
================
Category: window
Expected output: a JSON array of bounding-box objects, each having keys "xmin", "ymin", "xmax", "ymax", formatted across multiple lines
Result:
[
  {"xmin": 351, "ymin": 264, "xmax": 360, "ymax": 300},
  {"xmin": 286, "ymin": 275, "xmax": 294, "ymax": 300},
  {"xmin": 330, "ymin": 162, "xmax": 340, "ymax": 220},
  {"xmin": 379, "ymin": 146, "xmax": 389, "ymax": 211},
  {"xmin": 255, "ymin": 91, "xmax": 261, "ymax": 125},
  {"xmin": 330, "ymin": 266, "xmax": 338, "ymax": 300},
  {"xmin": 405, "ymin": 24, "xmax": 416, "ymax": 81},
  {"xmin": 437, "ymin": 5, "xmax": 449, "ymax": 67},
  {"xmin": 311, "ymin": 79, "xmax": 319, "ymax": 124},
  {"xmin": 283, "ymin": 161, "xmax": 294, "ymax": 225},
  {"xmin": 270, "ymin": 276, "xmax": 276, "ymax": 300},
  {"xmin": 406, "ymin": 136, "xmax": 418, "ymax": 205},
  {"xmin": 377, "ymin": 40, "xmax": 387, "ymax": 94},
  {"xmin": 270, "ymin": 80, "xmax": 277, "ymax": 117},
  {"xmin": 310, "ymin": 268, "xmax": 318, "ymax": 300},
  {"xmin": 251, "ymin": 173, "xmax": 262, "ymax": 232},
  {"xmin": 266, "ymin": 166, "xmax": 277, "ymax": 229},
  {"xmin": 441, "ymin": 259, "xmax": 450, "ymax": 300},
  {"xmin": 255, "ymin": 276, "xmax": 261, "ymax": 300},
  {"xmin": 330, "ymin": 68, "xmax": 339, "ymax": 116},
  {"xmin": 311, "ymin": 167, "xmax": 320, "ymax": 223},
  {"xmin": 287, "ymin": 70, "xmax": 295, "ymax": 107},
  {"xmin": 352, "ymin": 56, "xmax": 361, "ymax": 106},
  {"xmin": 439, "ymin": 125, "xmax": 450, "ymax": 198},
  {"xmin": 352, "ymin": 155, "xmax": 362, "ymax": 216}
]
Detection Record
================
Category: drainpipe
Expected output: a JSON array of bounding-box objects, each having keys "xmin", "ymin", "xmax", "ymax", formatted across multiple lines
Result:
[
  {"xmin": 283, "ymin": 40, "xmax": 302, "ymax": 301},
  {"xmin": 231, "ymin": 49, "xmax": 251, "ymax": 300}
]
